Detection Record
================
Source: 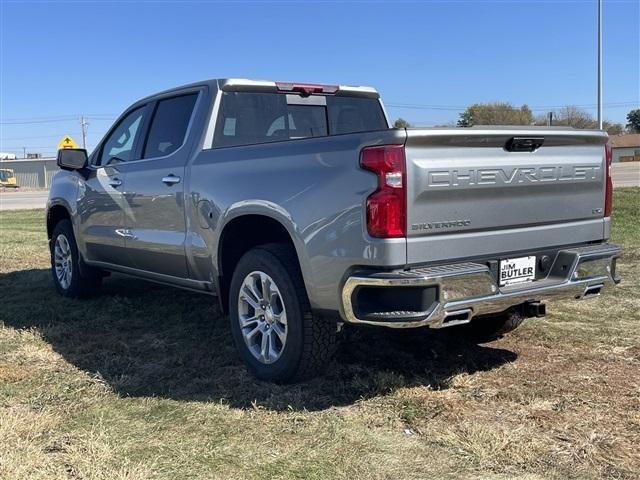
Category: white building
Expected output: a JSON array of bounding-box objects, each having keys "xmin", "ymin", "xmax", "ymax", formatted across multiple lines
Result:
[
  {"xmin": 0, "ymin": 157, "xmax": 58, "ymax": 188},
  {"xmin": 609, "ymin": 134, "xmax": 640, "ymax": 163}
]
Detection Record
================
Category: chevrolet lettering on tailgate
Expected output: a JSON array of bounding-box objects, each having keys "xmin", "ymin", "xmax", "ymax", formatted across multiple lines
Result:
[{"xmin": 426, "ymin": 165, "xmax": 601, "ymax": 188}]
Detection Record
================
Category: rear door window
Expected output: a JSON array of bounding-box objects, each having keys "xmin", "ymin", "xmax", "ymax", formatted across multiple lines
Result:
[
  {"xmin": 143, "ymin": 93, "xmax": 198, "ymax": 158},
  {"xmin": 213, "ymin": 92, "xmax": 386, "ymax": 148},
  {"xmin": 214, "ymin": 92, "xmax": 287, "ymax": 148}
]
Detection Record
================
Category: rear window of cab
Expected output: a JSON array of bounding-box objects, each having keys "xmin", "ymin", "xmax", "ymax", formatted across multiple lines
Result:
[{"xmin": 213, "ymin": 92, "xmax": 387, "ymax": 148}]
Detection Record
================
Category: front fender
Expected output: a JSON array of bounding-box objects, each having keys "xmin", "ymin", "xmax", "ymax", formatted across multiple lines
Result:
[{"xmin": 46, "ymin": 170, "xmax": 80, "ymax": 238}]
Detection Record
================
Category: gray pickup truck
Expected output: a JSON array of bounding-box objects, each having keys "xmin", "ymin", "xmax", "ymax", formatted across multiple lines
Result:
[{"xmin": 48, "ymin": 78, "xmax": 620, "ymax": 382}]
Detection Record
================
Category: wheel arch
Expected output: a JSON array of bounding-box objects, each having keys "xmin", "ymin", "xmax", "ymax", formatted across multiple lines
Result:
[
  {"xmin": 46, "ymin": 203, "xmax": 72, "ymax": 240},
  {"xmin": 216, "ymin": 209, "xmax": 308, "ymax": 314}
]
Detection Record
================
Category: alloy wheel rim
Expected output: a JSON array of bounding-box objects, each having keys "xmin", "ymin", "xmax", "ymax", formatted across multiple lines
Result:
[
  {"xmin": 54, "ymin": 234, "xmax": 73, "ymax": 289},
  {"xmin": 237, "ymin": 270, "xmax": 288, "ymax": 364}
]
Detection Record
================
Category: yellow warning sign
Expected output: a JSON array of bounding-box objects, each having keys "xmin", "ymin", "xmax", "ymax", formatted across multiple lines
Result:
[{"xmin": 57, "ymin": 135, "xmax": 79, "ymax": 150}]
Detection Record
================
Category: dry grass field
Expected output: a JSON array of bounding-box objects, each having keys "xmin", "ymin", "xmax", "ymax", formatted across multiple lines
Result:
[{"xmin": 1, "ymin": 188, "xmax": 638, "ymax": 479}]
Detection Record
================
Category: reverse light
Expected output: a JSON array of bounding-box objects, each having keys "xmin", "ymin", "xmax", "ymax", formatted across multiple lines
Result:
[
  {"xmin": 604, "ymin": 143, "xmax": 613, "ymax": 217},
  {"xmin": 360, "ymin": 145, "xmax": 406, "ymax": 238}
]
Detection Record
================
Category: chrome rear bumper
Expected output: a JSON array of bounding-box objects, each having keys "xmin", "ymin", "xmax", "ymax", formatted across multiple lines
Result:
[{"xmin": 341, "ymin": 243, "xmax": 621, "ymax": 329}]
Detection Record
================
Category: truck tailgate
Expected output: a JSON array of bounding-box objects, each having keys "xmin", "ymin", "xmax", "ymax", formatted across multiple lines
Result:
[{"xmin": 404, "ymin": 127, "xmax": 609, "ymax": 264}]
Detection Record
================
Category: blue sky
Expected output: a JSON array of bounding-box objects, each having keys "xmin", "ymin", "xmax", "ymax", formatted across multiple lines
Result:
[{"xmin": 1, "ymin": 0, "xmax": 638, "ymax": 157}]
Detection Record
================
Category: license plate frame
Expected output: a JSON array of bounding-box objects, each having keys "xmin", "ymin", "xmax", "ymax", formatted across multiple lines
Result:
[{"xmin": 499, "ymin": 256, "xmax": 536, "ymax": 287}]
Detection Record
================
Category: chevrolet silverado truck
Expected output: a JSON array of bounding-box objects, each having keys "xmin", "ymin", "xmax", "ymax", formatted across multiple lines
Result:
[{"xmin": 47, "ymin": 78, "xmax": 621, "ymax": 382}]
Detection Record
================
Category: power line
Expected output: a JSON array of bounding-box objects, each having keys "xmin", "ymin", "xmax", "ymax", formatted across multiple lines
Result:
[
  {"xmin": 16, "ymin": 145, "xmax": 60, "ymax": 148},
  {"xmin": 4, "ymin": 101, "xmax": 637, "ymax": 123},
  {"xmin": 1, "ymin": 131, "xmax": 103, "ymax": 141},
  {"xmin": 0, "ymin": 147, "xmax": 95, "ymax": 153},
  {"xmin": 1, "ymin": 133, "xmax": 104, "ymax": 146},
  {"xmin": 1, "ymin": 117, "xmax": 114, "ymax": 125},
  {"xmin": 1, "ymin": 113, "xmax": 117, "ymax": 121},
  {"xmin": 385, "ymin": 101, "xmax": 638, "ymax": 112},
  {"xmin": 0, "ymin": 134, "xmax": 63, "ymax": 140},
  {"xmin": 1, "ymin": 115, "xmax": 77, "ymax": 121},
  {"xmin": 1, "ymin": 118, "xmax": 79, "ymax": 125}
]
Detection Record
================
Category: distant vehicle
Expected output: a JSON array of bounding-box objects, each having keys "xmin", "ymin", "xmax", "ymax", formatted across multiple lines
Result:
[
  {"xmin": 0, "ymin": 153, "xmax": 17, "ymax": 160},
  {"xmin": 46, "ymin": 78, "xmax": 621, "ymax": 382},
  {"xmin": 0, "ymin": 168, "xmax": 19, "ymax": 188}
]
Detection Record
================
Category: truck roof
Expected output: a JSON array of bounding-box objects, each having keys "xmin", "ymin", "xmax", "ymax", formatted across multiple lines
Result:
[{"xmin": 137, "ymin": 78, "xmax": 380, "ymax": 103}]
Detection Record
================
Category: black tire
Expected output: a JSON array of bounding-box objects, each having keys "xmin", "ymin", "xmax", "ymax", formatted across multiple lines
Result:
[
  {"xmin": 50, "ymin": 219, "xmax": 102, "ymax": 298},
  {"xmin": 458, "ymin": 309, "xmax": 525, "ymax": 343},
  {"xmin": 228, "ymin": 243, "xmax": 338, "ymax": 383}
]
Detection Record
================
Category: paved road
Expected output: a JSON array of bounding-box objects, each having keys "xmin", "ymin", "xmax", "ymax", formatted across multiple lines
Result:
[
  {"xmin": 611, "ymin": 162, "xmax": 640, "ymax": 188},
  {"xmin": 0, "ymin": 163, "xmax": 638, "ymax": 211},
  {"xmin": 0, "ymin": 190, "xmax": 49, "ymax": 210}
]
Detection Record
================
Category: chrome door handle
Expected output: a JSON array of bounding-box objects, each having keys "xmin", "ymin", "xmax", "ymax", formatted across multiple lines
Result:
[
  {"xmin": 115, "ymin": 228, "xmax": 136, "ymax": 239},
  {"xmin": 162, "ymin": 174, "xmax": 181, "ymax": 186},
  {"xmin": 108, "ymin": 178, "xmax": 122, "ymax": 188}
]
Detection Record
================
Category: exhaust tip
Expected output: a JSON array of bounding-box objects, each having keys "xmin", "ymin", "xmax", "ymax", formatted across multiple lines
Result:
[
  {"xmin": 440, "ymin": 308, "xmax": 473, "ymax": 327},
  {"xmin": 581, "ymin": 284, "xmax": 603, "ymax": 299}
]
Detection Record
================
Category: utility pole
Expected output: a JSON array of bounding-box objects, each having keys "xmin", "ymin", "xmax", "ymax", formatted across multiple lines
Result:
[
  {"xmin": 80, "ymin": 115, "xmax": 89, "ymax": 149},
  {"xmin": 597, "ymin": 0, "xmax": 603, "ymax": 129},
  {"xmin": 22, "ymin": 147, "xmax": 26, "ymax": 159},
  {"xmin": 548, "ymin": 112, "xmax": 553, "ymax": 126}
]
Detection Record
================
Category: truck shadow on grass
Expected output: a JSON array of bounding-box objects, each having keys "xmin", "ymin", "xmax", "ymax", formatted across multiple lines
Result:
[{"xmin": 1, "ymin": 268, "xmax": 517, "ymax": 411}]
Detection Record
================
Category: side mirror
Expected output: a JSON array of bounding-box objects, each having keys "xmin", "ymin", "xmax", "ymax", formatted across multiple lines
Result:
[{"xmin": 57, "ymin": 148, "xmax": 88, "ymax": 171}]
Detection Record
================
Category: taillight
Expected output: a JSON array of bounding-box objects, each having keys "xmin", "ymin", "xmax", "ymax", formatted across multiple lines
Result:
[
  {"xmin": 604, "ymin": 143, "xmax": 613, "ymax": 217},
  {"xmin": 360, "ymin": 145, "xmax": 406, "ymax": 238}
]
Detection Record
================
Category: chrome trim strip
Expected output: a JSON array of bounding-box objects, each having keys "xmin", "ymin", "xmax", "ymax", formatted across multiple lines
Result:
[{"xmin": 341, "ymin": 244, "xmax": 620, "ymax": 329}]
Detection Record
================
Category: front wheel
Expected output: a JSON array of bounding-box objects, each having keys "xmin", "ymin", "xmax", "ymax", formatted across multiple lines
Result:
[
  {"xmin": 50, "ymin": 219, "xmax": 102, "ymax": 298},
  {"xmin": 229, "ymin": 244, "xmax": 337, "ymax": 383}
]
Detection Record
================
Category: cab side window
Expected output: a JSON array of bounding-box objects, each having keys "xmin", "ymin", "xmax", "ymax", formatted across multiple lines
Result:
[
  {"xmin": 99, "ymin": 106, "xmax": 146, "ymax": 166},
  {"xmin": 143, "ymin": 94, "xmax": 198, "ymax": 158}
]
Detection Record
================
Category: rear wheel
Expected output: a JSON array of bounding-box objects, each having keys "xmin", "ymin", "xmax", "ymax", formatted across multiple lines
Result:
[
  {"xmin": 229, "ymin": 244, "xmax": 337, "ymax": 383},
  {"xmin": 50, "ymin": 220, "xmax": 102, "ymax": 298}
]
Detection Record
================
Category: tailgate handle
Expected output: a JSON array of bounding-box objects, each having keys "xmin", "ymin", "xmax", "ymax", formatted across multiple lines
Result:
[{"xmin": 505, "ymin": 137, "xmax": 544, "ymax": 152}]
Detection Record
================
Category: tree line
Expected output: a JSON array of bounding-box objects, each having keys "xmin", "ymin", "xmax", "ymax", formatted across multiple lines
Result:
[{"xmin": 394, "ymin": 106, "xmax": 640, "ymax": 136}]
